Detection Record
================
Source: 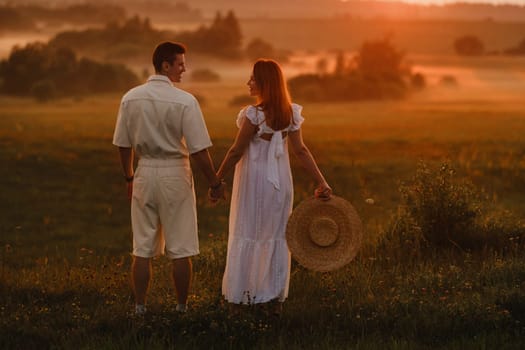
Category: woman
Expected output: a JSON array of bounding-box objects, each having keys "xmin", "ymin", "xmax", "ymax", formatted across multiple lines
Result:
[{"xmin": 214, "ymin": 59, "xmax": 332, "ymax": 307}]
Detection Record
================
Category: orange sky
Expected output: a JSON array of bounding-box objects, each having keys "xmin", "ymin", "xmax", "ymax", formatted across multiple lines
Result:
[{"xmin": 353, "ymin": 0, "xmax": 525, "ymax": 4}]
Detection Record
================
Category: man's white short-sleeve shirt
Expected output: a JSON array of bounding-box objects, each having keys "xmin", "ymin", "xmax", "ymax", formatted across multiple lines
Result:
[{"xmin": 112, "ymin": 75, "xmax": 212, "ymax": 158}]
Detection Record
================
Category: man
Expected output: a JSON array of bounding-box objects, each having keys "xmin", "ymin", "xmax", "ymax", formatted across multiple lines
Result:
[{"xmin": 113, "ymin": 41, "xmax": 224, "ymax": 315}]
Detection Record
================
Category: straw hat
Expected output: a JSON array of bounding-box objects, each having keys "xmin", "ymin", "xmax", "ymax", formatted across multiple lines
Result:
[{"xmin": 286, "ymin": 195, "xmax": 363, "ymax": 272}]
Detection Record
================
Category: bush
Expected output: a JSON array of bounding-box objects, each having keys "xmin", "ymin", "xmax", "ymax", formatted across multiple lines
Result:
[
  {"xmin": 410, "ymin": 72, "xmax": 426, "ymax": 90},
  {"xmin": 380, "ymin": 162, "xmax": 482, "ymax": 255},
  {"xmin": 454, "ymin": 35, "xmax": 485, "ymax": 56},
  {"xmin": 30, "ymin": 80, "xmax": 57, "ymax": 102},
  {"xmin": 379, "ymin": 162, "xmax": 525, "ymax": 256},
  {"xmin": 399, "ymin": 162, "xmax": 483, "ymax": 249},
  {"xmin": 440, "ymin": 75, "xmax": 459, "ymax": 87},
  {"xmin": 287, "ymin": 74, "xmax": 325, "ymax": 102},
  {"xmin": 289, "ymin": 72, "xmax": 407, "ymax": 102},
  {"xmin": 377, "ymin": 209, "xmax": 424, "ymax": 262},
  {"xmin": 245, "ymin": 38, "xmax": 275, "ymax": 62}
]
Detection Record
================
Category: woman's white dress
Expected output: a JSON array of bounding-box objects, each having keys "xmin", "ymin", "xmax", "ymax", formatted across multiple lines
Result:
[{"xmin": 222, "ymin": 103, "xmax": 304, "ymax": 304}]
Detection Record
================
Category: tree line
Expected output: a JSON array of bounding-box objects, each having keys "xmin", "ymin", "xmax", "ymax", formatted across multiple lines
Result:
[
  {"xmin": 0, "ymin": 10, "xmax": 245, "ymax": 101},
  {"xmin": 1, "ymin": 9, "xmax": 429, "ymax": 103},
  {"xmin": 0, "ymin": 43, "xmax": 138, "ymax": 101},
  {"xmin": 454, "ymin": 35, "xmax": 525, "ymax": 56},
  {"xmin": 48, "ymin": 12, "xmax": 243, "ymax": 61}
]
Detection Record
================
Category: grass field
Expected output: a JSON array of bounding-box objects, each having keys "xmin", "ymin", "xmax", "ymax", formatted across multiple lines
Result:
[{"xmin": 1, "ymin": 58, "xmax": 525, "ymax": 349}]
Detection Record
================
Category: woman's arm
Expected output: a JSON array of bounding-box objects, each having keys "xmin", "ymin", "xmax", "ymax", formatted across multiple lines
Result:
[
  {"xmin": 217, "ymin": 116, "xmax": 257, "ymax": 179},
  {"xmin": 288, "ymin": 129, "xmax": 332, "ymax": 199}
]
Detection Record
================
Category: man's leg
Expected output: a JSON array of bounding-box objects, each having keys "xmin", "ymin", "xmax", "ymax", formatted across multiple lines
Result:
[
  {"xmin": 172, "ymin": 257, "xmax": 192, "ymax": 311},
  {"xmin": 132, "ymin": 256, "xmax": 152, "ymax": 307}
]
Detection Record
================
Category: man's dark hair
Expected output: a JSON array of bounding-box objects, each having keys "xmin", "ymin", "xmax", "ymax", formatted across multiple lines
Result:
[{"xmin": 152, "ymin": 42, "xmax": 186, "ymax": 72}]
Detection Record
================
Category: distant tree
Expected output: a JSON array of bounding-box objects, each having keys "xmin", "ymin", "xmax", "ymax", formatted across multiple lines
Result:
[
  {"xmin": 245, "ymin": 38, "xmax": 276, "ymax": 61},
  {"xmin": 454, "ymin": 35, "xmax": 485, "ymax": 56},
  {"xmin": 440, "ymin": 75, "xmax": 459, "ymax": 87},
  {"xmin": 315, "ymin": 57, "xmax": 328, "ymax": 76},
  {"xmin": 333, "ymin": 51, "xmax": 348, "ymax": 77},
  {"xmin": 75, "ymin": 59, "xmax": 138, "ymax": 94},
  {"xmin": 1, "ymin": 42, "xmax": 49, "ymax": 95},
  {"xmin": 184, "ymin": 10, "xmax": 243, "ymax": 59},
  {"xmin": 223, "ymin": 10, "xmax": 243, "ymax": 49},
  {"xmin": 121, "ymin": 15, "xmax": 154, "ymax": 38},
  {"xmin": 354, "ymin": 37, "xmax": 405, "ymax": 82},
  {"xmin": 47, "ymin": 46, "xmax": 77, "ymax": 88},
  {"xmin": 410, "ymin": 72, "xmax": 426, "ymax": 90}
]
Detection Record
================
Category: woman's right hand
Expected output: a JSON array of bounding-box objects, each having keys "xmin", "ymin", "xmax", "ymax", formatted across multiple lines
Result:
[{"xmin": 314, "ymin": 182, "xmax": 332, "ymax": 200}]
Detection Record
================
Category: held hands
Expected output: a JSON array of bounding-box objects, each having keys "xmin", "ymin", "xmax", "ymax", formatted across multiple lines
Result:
[
  {"xmin": 314, "ymin": 181, "xmax": 332, "ymax": 201},
  {"xmin": 208, "ymin": 179, "xmax": 226, "ymax": 205}
]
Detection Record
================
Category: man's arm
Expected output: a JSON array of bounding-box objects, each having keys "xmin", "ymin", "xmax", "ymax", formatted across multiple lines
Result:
[
  {"xmin": 190, "ymin": 148, "xmax": 224, "ymax": 202},
  {"xmin": 118, "ymin": 147, "xmax": 134, "ymax": 200}
]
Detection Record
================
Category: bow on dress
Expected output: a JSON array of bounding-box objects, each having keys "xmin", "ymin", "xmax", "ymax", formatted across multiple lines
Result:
[{"xmin": 267, "ymin": 131, "xmax": 284, "ymax": 190}]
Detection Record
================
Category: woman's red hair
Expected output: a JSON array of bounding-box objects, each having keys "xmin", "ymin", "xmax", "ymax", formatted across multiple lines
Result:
[{"xmin": 253, "ymin": 59, "xmax": 292, "ymax": 131}]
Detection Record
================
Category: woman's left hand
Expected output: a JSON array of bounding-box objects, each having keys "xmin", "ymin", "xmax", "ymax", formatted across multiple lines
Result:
[
  {"xmin": 208, "ymin": 180, "xmax": 226, "ymax": 205},
  {"xmin": 314, "ymin": 182, "xmax": 332, "ymax": 200}
]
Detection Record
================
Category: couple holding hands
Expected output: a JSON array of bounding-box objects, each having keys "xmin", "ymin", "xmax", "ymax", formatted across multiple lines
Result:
[{"xmin": 113, "ymin": 41, "xmax": 331, "ymax": 315}]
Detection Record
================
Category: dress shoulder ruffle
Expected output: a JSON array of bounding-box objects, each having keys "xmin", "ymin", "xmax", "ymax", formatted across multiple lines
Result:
[
  {"xmin": 236, "ymin": 105, "xmax": 264, "ymax": 128},
  {"xmin": 236, "ymin": 104, "xmax": 305, "ymax": 131}
]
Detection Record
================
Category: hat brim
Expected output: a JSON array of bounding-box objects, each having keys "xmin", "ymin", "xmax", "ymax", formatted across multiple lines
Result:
[{"xmin": 286, "ymin": 195, "xmax": 363, "ymax": 272}]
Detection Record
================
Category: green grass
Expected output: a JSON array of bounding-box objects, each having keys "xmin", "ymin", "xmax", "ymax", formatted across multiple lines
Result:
[{"xmin": 1, "ymin": 84, "xmax": 525, "ymax": 349}]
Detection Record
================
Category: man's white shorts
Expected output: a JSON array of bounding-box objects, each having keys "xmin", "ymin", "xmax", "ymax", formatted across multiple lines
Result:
[{"xmin": 131, "ymin": 158, "xmax": 199, "ymax": 259}]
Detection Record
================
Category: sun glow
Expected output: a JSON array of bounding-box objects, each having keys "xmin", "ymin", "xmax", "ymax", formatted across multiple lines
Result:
[{"xmin": 343, "ymin": 0, "xmax": 525, "ymax": 5}]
